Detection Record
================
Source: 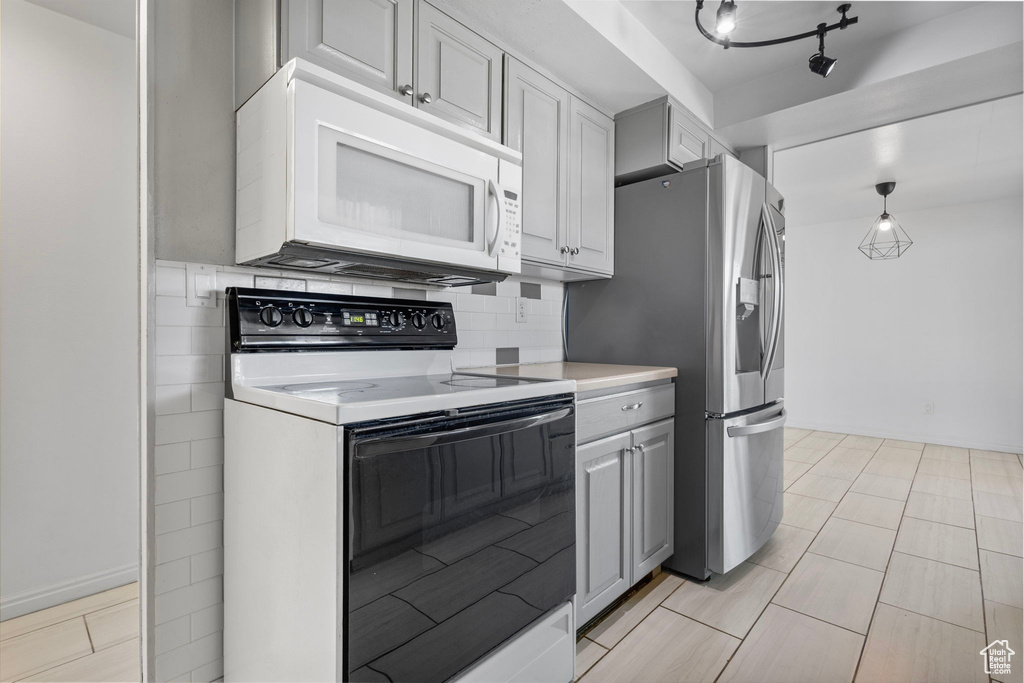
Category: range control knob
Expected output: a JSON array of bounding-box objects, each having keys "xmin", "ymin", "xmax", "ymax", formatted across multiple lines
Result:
[
  {"xmin": 431, "ymin": 313, "xmax": 446, "ymax": 330},
  {"xmin": 412, "ymin": 312, "xmax": 426, "ymax": 329},
  {"xmin": 388, "ymin": 311, "xmax": 405, "ymax": 327},
  {"xmin": 293, "ymin": 308, "xmax": 313, "ymax": 327},
  {"xmin": 259, "ymin": 306, "xmax": 283, "ymax": 327}
]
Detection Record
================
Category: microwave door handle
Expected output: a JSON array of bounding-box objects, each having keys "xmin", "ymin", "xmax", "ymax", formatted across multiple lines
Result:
[
  {"xmin": 486, "ymin": 179, "xmax": 506, "ymax": 257},
  {"xmin": 354, "ymin": 406, "xmax": 572, "ymax": 457}
]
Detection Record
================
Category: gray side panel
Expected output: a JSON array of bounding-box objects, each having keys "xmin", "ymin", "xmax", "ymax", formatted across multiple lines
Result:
[
  {"xmin": 566, "ymin": 168, "xmax": 710, "ymax": 579},
  {"xmin": 235, "ymin": 0, "xmax": 280, "ymax": 110}
]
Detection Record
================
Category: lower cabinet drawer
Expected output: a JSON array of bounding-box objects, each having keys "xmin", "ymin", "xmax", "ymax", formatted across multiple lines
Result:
[{"xmin": 577, "ymin": 384, "xmax": 675, "ymax": 444}]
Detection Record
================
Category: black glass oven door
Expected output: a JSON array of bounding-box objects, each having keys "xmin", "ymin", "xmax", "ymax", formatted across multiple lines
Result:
[{"xmin": 345, "ymin": 396, "xmax": 576, "ymax": 683}]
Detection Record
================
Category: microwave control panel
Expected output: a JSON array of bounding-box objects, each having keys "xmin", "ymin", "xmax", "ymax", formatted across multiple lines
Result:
[{"xmin": 500, "ymin": 189, "xmax": 521, "ymax": 262}]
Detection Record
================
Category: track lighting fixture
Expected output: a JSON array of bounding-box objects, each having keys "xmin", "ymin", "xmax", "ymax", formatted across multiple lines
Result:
[
  {"xmin": 859, "ymin": 182, "xmax": 913, "ymax": 260},
  {"xmin": 695, "ymin": 1, "xmax": 857, "ymax": 77}
]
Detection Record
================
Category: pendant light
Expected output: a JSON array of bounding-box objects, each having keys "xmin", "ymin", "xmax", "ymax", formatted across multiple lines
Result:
[{"xmin": 858, "ymin": 182, "xmax": 913, "ymax": 260}]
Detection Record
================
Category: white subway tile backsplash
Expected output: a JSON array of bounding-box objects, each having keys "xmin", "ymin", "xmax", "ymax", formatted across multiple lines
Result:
[
  {"xmin": 156, "ymin": 558, "xmax": 191, "ymax": 596},
  {"xmin": 157, "ymin": 385, "xmax": 193, "ymax": 417},
  {"xmin": 155, "ymin": 616, "xmax": 191, "ymax": 656},
  {"xmin": 190, "ymin": 656, "xmax": 224, "ymax": 683},
  {"xmin": 483, "ymin": 296, "xmax": 511, "ymax": 314},
  {"xmin": 155, "ymin": 629, "xmax": 222, "ymax": 680},
  {"xmin": 190, "ymin": 492, "xmax": 224, "ymax": 526},
  {"xmin": 156, "ymin": 466, "xmax": 224, "ymax": 505},
  {"xmin": 191, "ymin": 328, "xmax": 227, "ymax": 356},
  {"xmin": 541, "ymin": 283, "xmax": 563, "ymax": 301},
  {"xmin": 157, "ymin": 266, "xmax": 187, "ymax": 297},
  {"xmin": 191, "ymin": 547, "xmax": 224, "ymax": 583},
  {"xmin": 157, "ymin": 327, "xmax": 192, "ymax": 356},
  {"xmin": 425, "ymin": 290, "xmax": 458, "ymax": 304},
  {"xmin": 156, "ymin": 356, "xmax": 224, "ymax": 387},
  {"xmin": 190, "ymin": 604, "xmax": 223, "ymax": 642},
  {"xmin": 156, "ymin": 296, "xmax": 224, "ymax": 327},
  {"xmin": 495, "ymin": 280, "xmax": 519, "ymax": 297},
  {"xmin": 215, "ymin": 272, "xmax": 254, "ymax": 294},
  {"xmin": 190, "ymin": 438, "xmax": 224, "ymax": 469},
  {"xmin": 155, "ymin": 411, "xmax": 224, "ymax": 446},
  {"xmin": 482, "ymin": 331, "xmax": 508, "ymax": 348},
  {"xmin": 155, "ymin": 520, "xmax": 223, "ymax": 565},
  {"xmin": 352, "ymin": 283, "xmax": 393, "ymax": 298},
  {"xmin": 456, "ymin": 331, "xmax": 483, "ymax": 349},
  {"xmin": 306, "ymin": 280, "xmax": 353, "ymax": 295},
  {"xmin": 156, "ymin": 500, "xmax": 191, "ymax": 535},
  {"xmin": 456, "ymin": 293, "xmax": 487, "ymax": 312},
  {"xmin": 191, "ymin": 383, "xmax": 225, "ymax": 413},
  {"xmin": 156, "ymin": 442, "xmax": 191, "ymax": 476},
  {"xmin": 254, "ymin": 276, "xmax": 306, "ymax": 292}
]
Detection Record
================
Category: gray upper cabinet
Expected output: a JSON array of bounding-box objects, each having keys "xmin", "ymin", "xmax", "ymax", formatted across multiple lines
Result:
[
  {"xmin": 576, "ymin": 432, "xmax": 632, "ymax": 626},
  {"xmin": 567, "ymin": 97, "xmax": 615, "ymax": 275},
  {"xmin": 284, "ymin": 0, "xmax": 414, "ymax": 100},
  {"xmin": 614, "ymin": 96, "xmax": 737, "ymax": 186},
  {"xmin": 631, "ymin": 419, "xmax": 674, "ymax": 578},
  {"xmin": 417, "ymin": 3, "xmax": 502, "ymax": 141},
  {"xmin": 504, "ymin": 57, "xmax": 569, "ymax": 267}
]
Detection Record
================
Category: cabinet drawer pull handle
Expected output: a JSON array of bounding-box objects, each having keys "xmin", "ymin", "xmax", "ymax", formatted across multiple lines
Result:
[{"xmin": 621, "ymin": 402, "xmax": 643, "ymax": 411}]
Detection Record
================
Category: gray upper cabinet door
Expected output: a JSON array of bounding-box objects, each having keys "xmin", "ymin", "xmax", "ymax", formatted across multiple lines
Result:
[
  {"xmin": 576, "ymin": 431, "xmax": 632, "ymax": 626},
  {"xmin": 667, "ymin": 103, "xmax": 708, "ymax": 168},
  {"xmin": 630, "ymin": 419, "xmax": 674, "ymax": 578},
  {"xmin": 568, "ymin": 97, "xmax": 614, "ymax": 275},
  {"xmin": 416, "ymin": 2, "xmax": 502, "ymax": 141},
  {"xmin": 505, "ymin": 57, "xmax": 569, "ymax": 267},
  {"xmin": 284, "ymin": 0, "xmax": 414, "ymax": 101}
]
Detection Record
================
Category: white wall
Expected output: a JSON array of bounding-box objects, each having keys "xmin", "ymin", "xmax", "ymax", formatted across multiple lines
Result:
[
  {"xmin": 784, "ymin": 197, "xmax": 1023, "ymax": 452},
  {"xmin": 1, "ymin": 0, "xmax": 139, "ymax": 618}
]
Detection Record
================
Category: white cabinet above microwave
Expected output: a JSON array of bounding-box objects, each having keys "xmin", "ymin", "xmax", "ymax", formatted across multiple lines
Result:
[{"xmin": 236, "ymin": 59, "xmax": 523, "ymax": 286}]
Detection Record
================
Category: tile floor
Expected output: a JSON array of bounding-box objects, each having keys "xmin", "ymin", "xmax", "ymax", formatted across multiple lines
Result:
[
  {"xmin": 575, "ymin": 429, "xmax": 1024, "ymax": 683},
  {"xmin": 0, "ymin": 583, "xmax": 140, "ymax": 682}
]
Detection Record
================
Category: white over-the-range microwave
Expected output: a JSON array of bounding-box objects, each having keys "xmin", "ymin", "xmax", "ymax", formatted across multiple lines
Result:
[{"xmin": 236, "ymin": 59, "xmax": 523, "ymax": 286}]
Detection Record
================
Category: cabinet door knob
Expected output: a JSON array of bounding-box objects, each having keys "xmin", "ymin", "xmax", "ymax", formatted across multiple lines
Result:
[
  {"xmin": 571, "ymin": 247, "xmax": 580, "ymax": 255},
  {"xmin": 399, "ymin": 84, "xmax": 414, "ymax": 96},
  {"xmin": 560, "ymin": 246, "xmax": 570, "ymax": 254},
  {"xmin": 419, "ymin": 92, "xmax": 433, "ymax": 104},
  {"xmin": 636, "ymin": 443, "xmax": 646, "ymax": 452}
]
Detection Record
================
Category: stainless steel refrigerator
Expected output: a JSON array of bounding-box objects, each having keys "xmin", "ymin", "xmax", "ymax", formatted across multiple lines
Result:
[{"xmin": 566, "ymin": 155, "xmax": 786, "ymax": 579}]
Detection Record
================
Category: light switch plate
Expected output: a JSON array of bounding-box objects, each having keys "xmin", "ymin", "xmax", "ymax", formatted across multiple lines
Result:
[
  {"xmin": 186, "ymin": 263, "xmax": 218, "ymax": 308},
  {"xmin": 516, "ymin": 297, "xmax": 528, "ymax": 323}
]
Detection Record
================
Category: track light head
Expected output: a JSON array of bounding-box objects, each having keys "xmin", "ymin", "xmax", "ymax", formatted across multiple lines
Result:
[
  {"xmin": 808, "ymin": 52, "xmax": 837, "ymax": 77},
  {"xmin": 716, "ymin": 1, "xmax": 737, "ymax": 34}
]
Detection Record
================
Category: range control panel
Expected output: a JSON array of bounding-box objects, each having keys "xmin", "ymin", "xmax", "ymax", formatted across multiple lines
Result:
[{"xmin": 228, "ymin": 288, "xmax": 457, "ymax": 352}]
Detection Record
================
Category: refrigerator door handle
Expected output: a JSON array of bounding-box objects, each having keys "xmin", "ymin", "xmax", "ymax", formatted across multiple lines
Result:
[
  {"xmin": 727, "ymin": 409, "xmax": 787, "ymax": 437},
  {"xmin": 760, "ymin": 204, "xmax": 784, "ymax": 379}
]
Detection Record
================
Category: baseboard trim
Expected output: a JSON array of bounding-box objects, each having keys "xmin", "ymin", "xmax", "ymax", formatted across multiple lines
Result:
[
  {"xmin": 787, "ymin": 420, "xmax": 1024, "ymax": 455},
  {"xmin": 0, "ymin": 563, "xmax": 139, "ymax": 621}
]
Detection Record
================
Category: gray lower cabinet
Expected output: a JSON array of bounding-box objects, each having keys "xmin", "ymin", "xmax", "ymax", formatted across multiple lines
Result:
[{"xmin": 575, "ymin": 384, "xmax": 675, "ymax": 626}]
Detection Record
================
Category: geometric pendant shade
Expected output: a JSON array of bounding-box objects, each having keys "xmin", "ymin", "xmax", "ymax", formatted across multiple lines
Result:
[{"xmin": 858, "ymin": 181, "xmax": 912, "ymax": 260}]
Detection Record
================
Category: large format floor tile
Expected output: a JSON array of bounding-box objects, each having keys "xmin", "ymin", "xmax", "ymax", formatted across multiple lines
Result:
[
  {"xmin": 916, "ymin": 458, "xmax": 971, "ymax": 480},
  {"xmin": 980, "ymin": 550, "xmax": 1024, "ymax": 609},
  {"xmin": 746, "ymin": 523, "xmax": 816, "ymax": 573},
  {"xmin": 861, "ymin": 455, "xmax": 919, "ymax": 481},
  {"xmin": 585, "ymin": 572, "xmax": 684, "ymax": 649},
  {"xmin": 911, "ymin": 474, "xmax": 973, "ymax": 501},
  {"xmin": 985, "ymin": 601, "xmax": 1024, "ymax": 683},
  {"xmin": 83, "ymin": 599, "xmax": 139, "ymax": 651},
  {"xmin": 784, "ymin": 445, "xmax": 830, "ymax": 465},
  {"xmin": 0, "ymin": 584, "xmax": 138, "ymax": 642},
  {"xmin": 662, "ymin": 562, "xmax": 786, "ymax": 638},
  {"xmin": 894, "ymin": 516, "xmax": 979, "ymax": 570},
  {"xmin": 849, "ymin": 473, "xmax": 913, "ymax": 501},
  {"xmin": 879, "ymin": 552, "xmax": 984, "ymax": 631},
  {"xmin": 972, "ymin": 457, "xmax": 1024, "ymax": 477},
  {"xmin": 795, "ymin": 436, "xmax": 843, "ymax": 453},
  {"xmin": 784, "ymin": 459, "xmax": 813, "ymax": 483},
  {"xmin": 974, "ymin": 491, "xmax": 1024, "ymax": 522},
  {"xmin": 786, "ymin": 473, "xmax": 852, "ymax": 503},
  {"xmin": 831, "ymin": 491, "xmax": 905, "ymax": 530},
  {"xmin": 580, "ymin": 607, "xmax": 739, "ymax": 683},
  {"xmin": 883, "ymin": 438, "xmax": 925, "ymax": 451},
  {"xmin": 922, "ymin": 444, "xmax": 970, "ymax": 462},
  {"xmin": 574, "ymin": 638, "xmax": 607, "ymax": 681},
  {"xmin": 856, "ymin": 603, "xmax": 988, "ymax": 683},
  {"xmin": 20, "ymin": 638, "xmax": 139, "ymax": 683},
  {"xmin": 0, "ymin": 618, "xmax": 93, "ymax": 681},
  {"xmin": 903, "ymin": 491, "xmax": 975, "ymax": 528},
  {"xmin": 781, "ymin": 493, "xmax": 836, "ymax": 532},
  {"xmin": 840, "ymin": 434, "xmax": 883, "ymax": 451},
  {"xmin": 972, "ymin": 472, "xmax": 1024, "ymax": 498},
  {"xmin": 717, "ymin": 605, "xmax": 863, "ymax": 683},
  {"xmin": 809, "ymin": 517, "xmax": 896, "ymax": 571},
  {"xmin": 971, "ymin": 449, "xmax": 1021, "ymax": 462},
  {"xmin": 773, "ymin": 553, "xmax": 883, "ymax": 634},
  {"xmin": 808, "ymin": 447, "xmax": 875, "ymax": 481},
  {"xmin": 976, "ymin": 516, "xmax": 1024, "ymax": 557}
]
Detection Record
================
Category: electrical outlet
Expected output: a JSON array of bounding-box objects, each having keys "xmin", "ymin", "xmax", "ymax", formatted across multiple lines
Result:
[
  {"xmin": 516, "ymin": 297, "xmax": 528, "ymax": 323},
  {"xmin": 923, "ymin": 401, "xmax": 934, "ymax": 414}
]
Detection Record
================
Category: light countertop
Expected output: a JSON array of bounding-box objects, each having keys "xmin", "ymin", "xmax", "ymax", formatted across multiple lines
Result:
[{"xmin": 464, "ymin": 361, "xmax": 677, "ymax": 393}]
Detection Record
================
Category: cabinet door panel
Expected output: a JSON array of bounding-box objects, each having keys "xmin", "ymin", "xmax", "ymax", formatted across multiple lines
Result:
[
  {"xmin": 667, "ymin": 104, "xmax": 707, "ymax": 167},
  {"xmin": 285, "ymin": 0, "xmax": 413, "ymax": 100},
  {"xmin": 631, "ymin": 419, "xmax": 674, "ymax": 578},
  {"xmin": 568, "ymin": 97, "xmax": 614, "ymax": 274},
  {"xmin": 505, "ymin": 58, "xmax": 569, "ymax": 266},
  {"xmin": 416, "ymin": 3, "xmax": 502, "ymax": 141},
  {"xmin": 576, "ymin": 432, "xmax": 631, "ymax": 625}
]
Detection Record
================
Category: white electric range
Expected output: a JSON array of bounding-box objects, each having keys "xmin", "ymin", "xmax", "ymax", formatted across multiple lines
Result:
[{"xmin": 222, "ymin": 287, "xmax": 577, "ymax": 683}]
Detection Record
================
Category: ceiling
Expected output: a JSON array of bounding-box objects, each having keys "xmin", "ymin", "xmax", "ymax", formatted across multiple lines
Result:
[
  {"xmin": 26, "ymin": 0, "xmax": 135, "ymax": 38},
  {"xmin": 621, "ymin": 1, "xmax": 976, "ymax": 92},
  {"xmin": 773, "ymin": 94, "xmax": 1024, "ymax": 227}
]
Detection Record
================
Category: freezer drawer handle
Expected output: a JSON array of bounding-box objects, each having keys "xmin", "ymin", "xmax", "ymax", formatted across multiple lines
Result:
[
  {"xmin": 727, "ymin": 409, "xmax": 788, "ymax": 437},
  {"xmin": 621, "ymin": 402, "xmax": 643, "ymax": 411}
]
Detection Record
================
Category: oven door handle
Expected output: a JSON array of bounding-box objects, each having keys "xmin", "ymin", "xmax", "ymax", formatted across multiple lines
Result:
[{"xmin": 354, "ymin": 407, "xmax": 573, "ymax": 457}]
